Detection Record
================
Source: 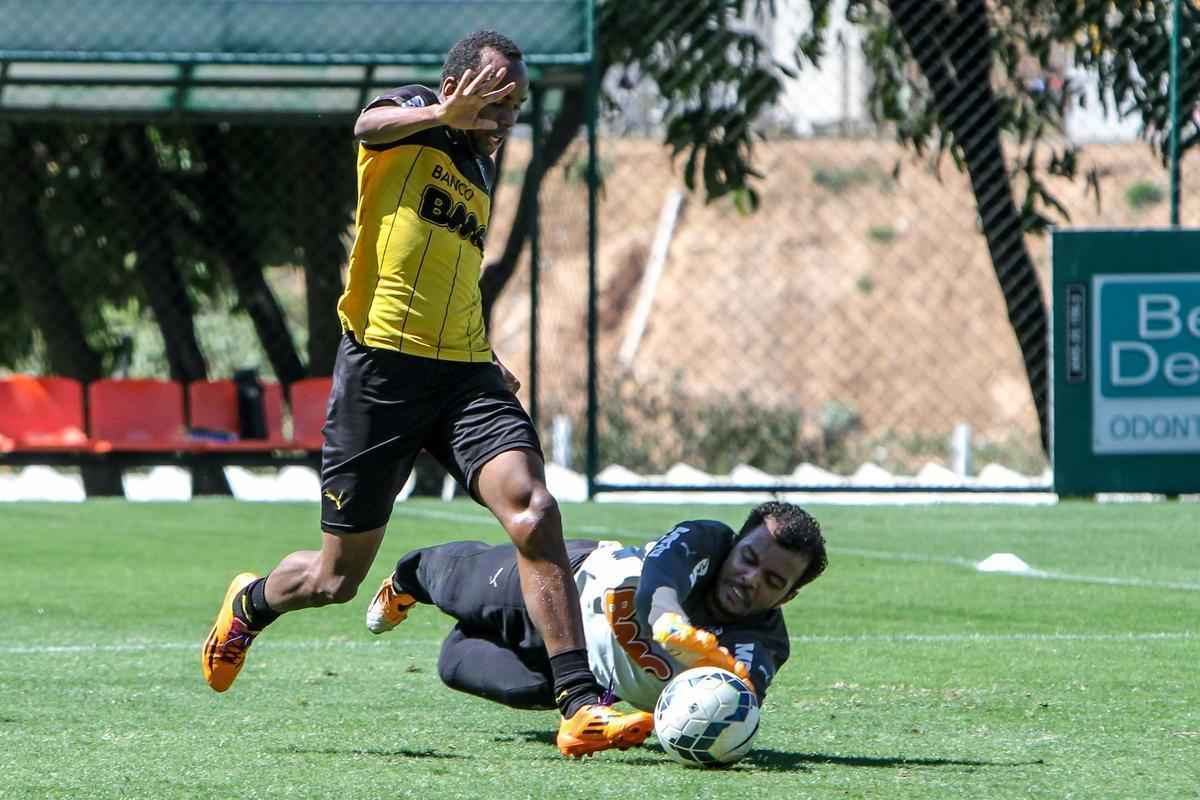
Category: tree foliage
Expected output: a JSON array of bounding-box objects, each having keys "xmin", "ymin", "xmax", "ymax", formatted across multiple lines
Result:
[
  {"xmin": 598, "ymin": 0, "xmax": 788, "ymax": 210},
  {"xmin": 809, "ymin": 0, "xmax": 1195, "ymax": 452},
  {"xmin": 825, "ymin": 0, "xmax": 1199, "ymax": 229},
  {"xmin": 542, "ymin": 0, "xmax": 1195, "ymax": 455},
  {"xmin": 482, "ymin": 0, "xmax": 793, "ymax": 322},
  {"xmin": 0, "ymin": 122, "xmax": 352, "ymax": 382},
  {"xmin": 3, "ymin": 0, "xmax": 1194, "ymax": 456}
]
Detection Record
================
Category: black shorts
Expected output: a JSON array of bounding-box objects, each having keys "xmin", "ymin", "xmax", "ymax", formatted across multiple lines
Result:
[
  {"xmin": 319, "ymin": 333, "xmax": 543, "ymax": 533},
  {"xmin": 395, "ymin": 539, "xmax": 601, "ymax": 642},
  {"xmin": 393, "ymin": 540, "xmax": 600, "ymax": 708}
]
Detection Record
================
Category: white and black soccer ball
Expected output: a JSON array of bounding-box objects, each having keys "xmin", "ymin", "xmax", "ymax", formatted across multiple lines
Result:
[{"xmin": 653, "ymin": 666, "xmax": 760, "ymax": 766}]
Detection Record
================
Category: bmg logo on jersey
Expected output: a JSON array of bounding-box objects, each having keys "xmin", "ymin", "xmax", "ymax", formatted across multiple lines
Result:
[
  {"xmin": 418, "ymin": 182, "xmax": 486, "ymax": 251},
  {"xmin": 1092, "ymin": 274, "xmax": 1200, "ymax": 454}
]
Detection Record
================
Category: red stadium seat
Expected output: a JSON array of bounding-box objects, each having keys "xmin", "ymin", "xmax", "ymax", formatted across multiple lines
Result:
[
  {"xmin": 289, "ymin": 377, "xmax": 331, "ymax": 451},
  {"xmin": 0, "ymin": 375, "xmax": 106, "ymax": 453},
  {"xmin": 187, "ymin": 379, "xmax": 290, "ymax": 451},
  {"xmin": 88, "ymin": 378, "xmax": 189, "ymax": 451}
]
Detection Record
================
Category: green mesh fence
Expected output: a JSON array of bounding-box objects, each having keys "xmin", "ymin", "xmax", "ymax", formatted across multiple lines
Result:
[
  {"xmin": 557, "ymin": 0, "xmax": 1198, "ymax": 489},
  {"xmin": 0, "ymin": 0, "xmax": 1196, "ymax": 494}
]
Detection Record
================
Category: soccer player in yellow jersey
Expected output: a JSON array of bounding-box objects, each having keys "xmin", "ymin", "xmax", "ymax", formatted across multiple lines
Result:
[{"xmin": 202, "ymin": 31, "xmax": 653, "ymax": 757}]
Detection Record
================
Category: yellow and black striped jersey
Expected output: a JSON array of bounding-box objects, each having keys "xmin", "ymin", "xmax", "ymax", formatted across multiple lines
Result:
[{"xmin": 338, "ymin": 85, "xmax": 495, "ymax": 362}]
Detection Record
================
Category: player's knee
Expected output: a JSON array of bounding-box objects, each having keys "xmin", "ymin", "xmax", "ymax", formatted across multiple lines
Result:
[
  {"xmin": 437, "ymin": 650, "xmax": 462, "ymax": 688},
  {"xmin": 312, "ymin": 573, "xmax": 360, "ymax": 606},
  {"xmin": 506, "ymin": 487, "xmax": 561, "ymax": 555}
]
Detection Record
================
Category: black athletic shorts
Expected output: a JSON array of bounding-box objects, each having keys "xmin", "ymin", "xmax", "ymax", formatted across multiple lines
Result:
[
  {"xmin": 319, "ymin": 333, "xmax": 543, "ymax": 533},
  {"xmin": 394, "ymin": 540, "xmax": 600, "ymax": 709}
]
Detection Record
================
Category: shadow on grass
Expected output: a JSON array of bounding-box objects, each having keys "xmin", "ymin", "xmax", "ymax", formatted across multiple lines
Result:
[
  {"xmin": 742, "ymin": 749, "xmax": 1046, "ymax": 772},
  {"xmin": 277, "ymin": 746, "xmax": 465, "ymax": 760},
  {"xmin": 496, "ymin": 730, "xmax": 558, "ymax": 747},
  {"xmin": 501, "ymin": 735, "xmax": 1045, "ymax": 773}
]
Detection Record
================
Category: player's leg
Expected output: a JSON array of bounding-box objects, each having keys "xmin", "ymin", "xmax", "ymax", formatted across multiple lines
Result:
[
  {"xmin": 472, "ymin": 451, "xmax": 585, "ymax": 658},
  {"xmin": 430, "ymin": 369, "xmax": 652, "ymax": 755},
  {"xmin": 372, "ymin": 538, "xmax": 601, "ymax": 638},
  {"xmin": 372, "ymin": 540, "xmax": 526, "ymax": 633},
  {"xmin": 261, "ymin": 528, "xmax": 386, "ymax": 611},
  {"xmin": 368, "ymin": 540, "xmax": 518, "ymax": 635},
  {"xmin": 202, "ymin": 334, "xmax": 430, "ymax": 692},
  {"xmin": 470, "ymin": 451, "xmax": 650, "ymax": 756},
  {"xmin": 431, "ymin": 381, "xmax": 592, "ymax": 698},
  {"xmin": 203, "ymin": 528, "xmax": 388, "ymax": 691},
  {"xmin": 382, "ymin": 540, "xmax": 603, "ymax": 712},
  {"xmin": 437, "ymin": 623, "xmax": 555, "ymax": 709}
]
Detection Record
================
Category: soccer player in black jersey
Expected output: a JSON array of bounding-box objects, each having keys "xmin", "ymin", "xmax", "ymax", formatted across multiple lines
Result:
[
  {"xmin": 373, "ymin": 503, "xmax": 828, "ymax": 715},
  {"xmin": 202, "ymin": 30, "xmax": 653, "ymax": 757}
]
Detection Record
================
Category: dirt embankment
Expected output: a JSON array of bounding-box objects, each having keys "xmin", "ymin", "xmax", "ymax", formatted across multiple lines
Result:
[{"xmin": 482, "ymin": 136, "xmax": 1193, "ymax": 452}]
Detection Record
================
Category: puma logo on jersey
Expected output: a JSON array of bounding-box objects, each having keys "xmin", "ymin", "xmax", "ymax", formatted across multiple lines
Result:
[
  {"xmin": 734, "ymin": 642, "xmax": 756, "ymax": 671},
  {"xmin": 323, "ymin": 490, "xmax": 347, "ymax": 510},
  {"xmin": 648, "ymin": 526, "xmax": 689, "ymax": 558}
]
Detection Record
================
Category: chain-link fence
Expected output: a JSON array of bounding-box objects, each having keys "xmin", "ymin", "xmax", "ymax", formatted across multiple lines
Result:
[
  {"xmin": 515, "ymin": 0, "xmax": 1199, "ymax": 489},
  {"xmin": 1, "ymin": 0, "xmax": 1197, "ymax": 494}
]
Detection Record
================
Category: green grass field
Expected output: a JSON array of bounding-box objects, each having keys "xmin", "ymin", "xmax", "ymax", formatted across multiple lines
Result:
[{"xmin": 1, "ymin": 499, "xmax": 1197, "ymax": 799}]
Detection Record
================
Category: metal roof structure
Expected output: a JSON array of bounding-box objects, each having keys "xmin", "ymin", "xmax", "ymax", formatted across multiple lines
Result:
[{"xmin": 0, "ymin": 0, "xmax": 592, "ymax": 120}]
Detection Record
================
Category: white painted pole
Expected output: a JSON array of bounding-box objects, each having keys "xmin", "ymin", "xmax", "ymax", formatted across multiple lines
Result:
[
  {"xmin": 951, "ymin": 422, "xmax": 972, "ymax": 477},
  {"xmin": 618, "ymin": 189, "xmax": 686, "ymax": 371}
]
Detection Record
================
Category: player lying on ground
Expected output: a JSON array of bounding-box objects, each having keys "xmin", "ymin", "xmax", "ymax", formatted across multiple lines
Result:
[{"xmin": 367, "ymin": 502, "xmax": 827, "ymax": 717}]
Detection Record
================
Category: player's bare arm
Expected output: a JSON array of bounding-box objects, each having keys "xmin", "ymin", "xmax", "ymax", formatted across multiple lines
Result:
[
  {"xmin": 354, "ymin": 102, "xmax": 444, "ymax": 144},
  {"xmin": 354, "ymin": 64, "xmax": 516, "ymax": 144}
]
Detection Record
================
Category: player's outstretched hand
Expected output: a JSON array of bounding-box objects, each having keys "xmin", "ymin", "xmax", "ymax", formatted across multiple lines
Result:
[
  {"xmin": 439, "ymin": 64, "xmax": 516, "ymax": 131},
  {"xmin": 652, "ymin": 613, "xmax": 756, "ymax": 693},
  {"xmin": 652, "ymin": 611, "xmax": 718, "ymax": 661}
]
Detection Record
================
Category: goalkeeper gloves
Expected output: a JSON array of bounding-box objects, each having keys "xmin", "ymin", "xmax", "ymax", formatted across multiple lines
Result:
[{"xmin": 651, "ymin": 612, "xmax": 755, "ymax": 691}]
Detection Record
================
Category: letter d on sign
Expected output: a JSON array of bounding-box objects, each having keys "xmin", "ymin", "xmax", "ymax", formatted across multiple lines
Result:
[{"xmin": 1110, "ymin": 341, "xmax": 1158, "ymax": 387}]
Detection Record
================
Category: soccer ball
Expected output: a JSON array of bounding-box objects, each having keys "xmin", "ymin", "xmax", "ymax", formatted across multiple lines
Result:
[{"xmin": 653, "ymin": 666, "xmax": 760, "ymax": 766}]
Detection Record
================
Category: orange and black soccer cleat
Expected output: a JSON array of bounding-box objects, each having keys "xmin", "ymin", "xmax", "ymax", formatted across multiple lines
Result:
[
  {"xmin": 365, "ymin": 576, "xmax": 418, "ymax": 634},
  {"xmin": 556, "ymin": 704, "xmax": 654, "ymax": 758},
  {"xmin": 202, "ymin": 572, "xmax": 261, "ymax": 692}
]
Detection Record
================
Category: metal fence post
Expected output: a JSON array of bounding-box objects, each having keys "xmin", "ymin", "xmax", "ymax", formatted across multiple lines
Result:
[
  {"xmin": 585, "ymin": 7, "xmax": 600, "ymax": 501},
  {"xmin": 529, "ymin": 84, "xmax": 543, "ymax": 428},
  {"xmin": 1169, "ymin": 0, "xmax": 1181, "ymax": 226}
]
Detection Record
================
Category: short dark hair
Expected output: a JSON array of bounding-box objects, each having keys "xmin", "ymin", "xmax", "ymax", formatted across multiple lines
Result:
[
  {"xmin": 442, "ymin": 30, "xmax": 523, "ymax": 83},
  {"xmin": 738, "ymin": 501, "xmax": 827, "ymax": 591}
]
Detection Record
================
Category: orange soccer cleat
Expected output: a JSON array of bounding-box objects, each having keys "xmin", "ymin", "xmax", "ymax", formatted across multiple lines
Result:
[
  {"xmin": 201, "ymin": 572, "xmax": 261, "ymax": 692},
  {"xmin": 556, "ymin": 704, "xmax": 654, "ymax": 758},
  {"xmin": 365, "ymin": 576, "xmax": 418, "ymax": 634}
]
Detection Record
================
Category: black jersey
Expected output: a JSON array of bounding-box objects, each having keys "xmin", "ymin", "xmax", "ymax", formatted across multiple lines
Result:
[{"xmin": 574, "ymin": 520, "xmax": 790, "ymax": 711}]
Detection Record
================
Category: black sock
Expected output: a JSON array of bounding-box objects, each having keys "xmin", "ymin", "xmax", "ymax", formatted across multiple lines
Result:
[
  {"xmin": 390, "ymin": 553, "xmax": 433, "ymax": 604},
  {"xmin": 390, "ymin": 571, "xmax": 416, "ymax": 598},
  {"xmin": 550, "ymin": 649, "xmax": 601, "ymax": 719},
  {"xmin": 231, "ymin": 577, "xmax": 280, "ymax": 630}
]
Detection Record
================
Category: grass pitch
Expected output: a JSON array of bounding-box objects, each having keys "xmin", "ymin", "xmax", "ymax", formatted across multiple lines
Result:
[{"xmin": 1, "ymin": 499, "xmax": 1197, "ymax": 799}]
